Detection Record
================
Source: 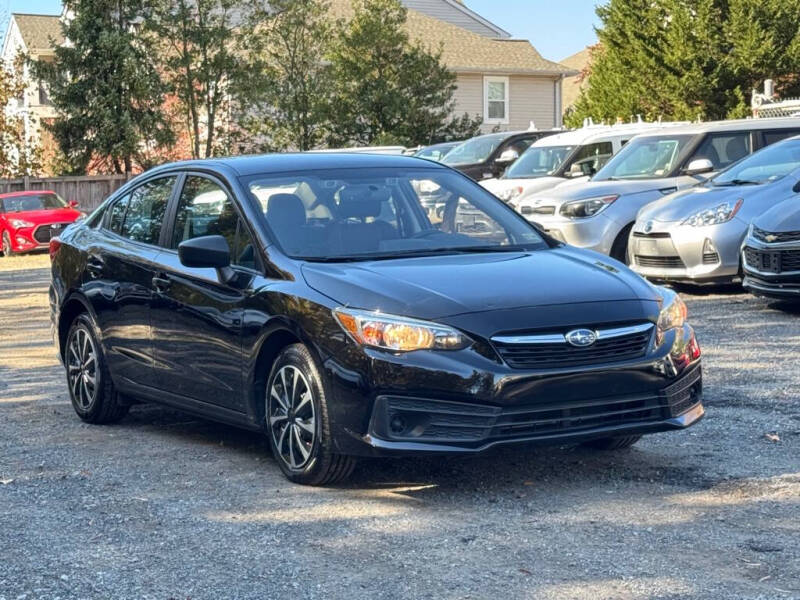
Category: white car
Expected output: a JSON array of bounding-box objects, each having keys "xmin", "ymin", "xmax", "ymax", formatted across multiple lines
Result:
[{"xmin": 482, "ymin": 122, "xmax": 686, "ymax": 211}]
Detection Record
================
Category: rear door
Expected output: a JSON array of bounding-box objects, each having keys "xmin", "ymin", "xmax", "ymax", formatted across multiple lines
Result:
[
  {"xmin": 149, "ymin": 173, "xmax": 259, "ymax": 412},
  {"xmin": 86, "ymin": 175, "xmax": 178, "ymax": 390}
]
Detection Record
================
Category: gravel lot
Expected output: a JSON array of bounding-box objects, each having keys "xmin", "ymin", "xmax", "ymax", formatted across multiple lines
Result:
[{"xmin": 1, "ymin": 254, "xmax": 799, "ymax": 600}]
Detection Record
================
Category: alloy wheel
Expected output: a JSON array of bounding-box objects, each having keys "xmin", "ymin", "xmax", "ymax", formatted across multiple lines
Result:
[
  {"xmin": 268, "ymin": 365, "xmax": 316, "ymax": 470},
  {"xmin": 67, "ymin": 327, "xmax": 98, "ymax": 410}
]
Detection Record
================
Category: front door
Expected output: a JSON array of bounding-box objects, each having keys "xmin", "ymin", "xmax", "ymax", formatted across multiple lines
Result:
[{"xmin": 149, "ymin": 174, "xmax": 259, "ymax": 412}]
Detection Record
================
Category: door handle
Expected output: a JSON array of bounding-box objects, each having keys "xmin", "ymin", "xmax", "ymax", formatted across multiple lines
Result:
[
  {"xmin": 152, "ymin": 274, "xmax": 172, "ymax": 292},
  {"xmin": 86, "ymin": 256, "xmax": 104, "ymax": 277}
]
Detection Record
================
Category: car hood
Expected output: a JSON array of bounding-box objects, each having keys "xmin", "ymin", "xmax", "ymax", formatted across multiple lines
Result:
[
  {"xmin": 752, "ymin": 195, "xmax": 800, "ymax": 232},
  {"xmin": 301, "ymin": 248, "xmax": 659, "ymax": 322},
  {"xmin": 526, "ymin": 178, "xmax": 673, "ymax": 206},
  {"xmin": 637, "ymin": 181, "xmax": 787, "ymax": 223},
  {"xmin": 2, "ymin": 207, "xmax": 82, "ymax": 226},
  {"xmin": 482, "ymin": 176, "xmax": 570, "ymax": 199}
]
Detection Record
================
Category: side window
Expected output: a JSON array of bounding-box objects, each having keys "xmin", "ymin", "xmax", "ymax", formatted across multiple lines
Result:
[
  {"xmin": 119, "ymin": 177, "xmax": 175, "ymax": 244},
  {"xmin": 763, "ymin": 130, "xmax": 800, "ymax": 146},
  {"xmin": 172, "ymin": 176, "xmax": 257, "ymax": 269},
  {"xmin": 689, "ymin": 133, "xmax": 751, "ymax": 170},
  {"xmin": 108, "ymin": 194, "xmax": 130, "ymax": 233},
  {"xmin": 572, "ymin": 141, "xmax": 614, "ymax": 174}
]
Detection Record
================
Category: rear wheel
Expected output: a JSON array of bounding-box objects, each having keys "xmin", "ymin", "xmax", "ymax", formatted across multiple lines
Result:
[
  {"xmin": 583, "ymin": 435, "xmax": 642, "ymax": 450},
  {"xmin": 65, "ymin": 314, "xmax": 129, "ymax": 423},
  {"xmin": 1, "ymin": 232, "xmax": 13, "ymax": 257},
  {"xmin": 265, "ymin": 344, "xmax": 355, "ymax": 485}
]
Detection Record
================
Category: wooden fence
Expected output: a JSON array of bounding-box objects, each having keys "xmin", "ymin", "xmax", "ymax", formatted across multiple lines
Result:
[{"xmin": 0, "ymin": 175, "xmax": 131, "ymax": 211}]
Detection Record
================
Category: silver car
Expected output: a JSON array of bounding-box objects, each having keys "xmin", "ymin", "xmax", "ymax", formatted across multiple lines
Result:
[
  {"xmin": 631, "ymin": 136, "xmax": 800, "ymax": 284},
  {"xmin": 742, "ymin": 196, "xmax": 800, "ymax": 299},
  {"xmin": 519, "ymin": 118, "xmax": 800, "ymax": 261}
]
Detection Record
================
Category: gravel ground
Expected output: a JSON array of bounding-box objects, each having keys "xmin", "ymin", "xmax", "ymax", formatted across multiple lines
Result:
[{"xmin": 1, "ymin": 255, "xmax": 799, "ymax": 600}]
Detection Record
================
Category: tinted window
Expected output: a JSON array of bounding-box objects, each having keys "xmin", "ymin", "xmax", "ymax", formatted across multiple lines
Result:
[
  {"xmin": 763, "ymin": 130, "xmax": 800, "ymax": 146},
  {"xmin": 689, "ymin": 132, "xmax": 751, "ymax": 170},
  {"xmin": 443, "ymin": 133, "xmax": 507, "ymax": 166},
  {"xmin": 713, "ymin": 138, "xmax": 800, "ymax": 186},
  {"xmin": 119, "ymin": 177, "xmax": 175, "ymax": 245},
  {"xmin": 108, "ymin": 194, "xmax": 130, "ymax": 233},
  {"xmin": 2, "ymin": 192, "xmax": 67, "ymax": 212},
  {"xmin": 172, "ymin": 176, "xmax": 257, "ymax": 269},
  {"xmin": 246, "ymin": 168, "xmax": 545, "ymax": 260}
]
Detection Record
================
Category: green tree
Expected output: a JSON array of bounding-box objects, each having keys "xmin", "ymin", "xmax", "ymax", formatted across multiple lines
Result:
[
  {"xmin": 326, "ymin": 0, "xmax": 481, "ymax": 147},
  {"xmin": 0, "ymin": 56, "xmax": 42, "ymax": 177},
  {"xmin": 34, "ymin": 0, "xmax": 173, "ymax": 174},
  {"xmin": 145, "ymin": 0, "xmax": 244, "ymax": 158},
  {"xmin": 236, "ymin": 0, "xmax": 336, "ymax": 152},
  {"xmin": 566, "ymin": 0, "xmax": 800, "ymax": 127}
]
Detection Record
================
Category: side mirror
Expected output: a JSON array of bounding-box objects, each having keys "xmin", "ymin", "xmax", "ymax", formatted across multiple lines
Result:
[
  {"xmin": 684, "ymin": 158, "xmax": 714, "ymax": 176},
  {"xmin": 68, "ymin": 200, "xmax": 79, "ymax": 208},
  {"xmin": 495, "ymin": 149, "xmax": 520, "ymax": 165},
  {"xmin": 178, "ymin": 234, "xmax": 246, "ymax": 286}
]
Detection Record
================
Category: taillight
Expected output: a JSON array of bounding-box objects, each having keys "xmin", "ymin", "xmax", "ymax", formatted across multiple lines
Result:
[{"xmin": 49, "ymin": 237, "xmax": 62, "ymax": 261}]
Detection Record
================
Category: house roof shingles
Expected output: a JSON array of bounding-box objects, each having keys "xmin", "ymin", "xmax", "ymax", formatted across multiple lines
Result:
[
  {"xmin": 560, "ymin": 47, "xmax": 593, "ymax": 109},
  {"xmin": 12, "ymin": 13, "xmax": 64, "ymax": 54},
  {"xmin": 328, "ymin": 0, "xmax": 575, "ymax": 76}
]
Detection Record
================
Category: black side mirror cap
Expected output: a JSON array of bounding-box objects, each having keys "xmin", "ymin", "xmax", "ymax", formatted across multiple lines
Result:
[{"xmin": 178, "ymin": 235, "xmax": 231, "ymax": 269}]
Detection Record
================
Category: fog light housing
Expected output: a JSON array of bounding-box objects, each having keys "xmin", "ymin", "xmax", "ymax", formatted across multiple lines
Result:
[{"xmin": 702, "ymin": 238, "xmax": 719, "ymax": 264}]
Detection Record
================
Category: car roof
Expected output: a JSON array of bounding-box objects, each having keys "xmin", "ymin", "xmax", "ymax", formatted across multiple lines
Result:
[
  {"xmin": 147, "ymin": 152, "xmax": 448, "ymax": 178},
  {"xmin": 532, "ymin": 122, "xmax": 689, "ymax": 147},
  {"xmin": 0, "ymin": 190, "xmax": 57, "ymax": 199},
  {"xmin": 633, "ymin": 117, "xmax": 800, "ymax": 139}
]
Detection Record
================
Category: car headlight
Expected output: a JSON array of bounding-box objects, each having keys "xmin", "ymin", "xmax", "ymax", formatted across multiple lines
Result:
[
  {"xmin": 655, "ymin": 287, "xmax": 687, "ymax": 344},
  {"xmin": 333, "ymin": 308, "xmax": 470, "ymax": 352},
  {"xmin": 682, "ymin": 199, "xmax": 743, "ymax": 227},
  {"xmin": 499, "ymin": 186, "xmax": 524, "ymax": 202},
  {"xmin": 8, "ymin": 218, "xmax": 34, "ymax": 228},
  {"xmin": 559, "ymin": 195, "xmax": 618, "ymax": 219}
]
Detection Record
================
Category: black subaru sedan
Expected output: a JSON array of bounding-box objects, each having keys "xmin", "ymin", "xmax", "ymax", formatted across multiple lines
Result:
[{"xmin": 49, "ymin": 153, "xmax": 703, "ymax": 485}]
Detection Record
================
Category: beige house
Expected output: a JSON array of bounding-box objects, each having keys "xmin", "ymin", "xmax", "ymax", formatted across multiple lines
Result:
[
  {"xmin": 331, "ymin": 0, "xmax": 576, "ymax": 132},
  {"xmin": 560, "ymin": 46, "xmax": 593, "ymax": 114},
  {"xmin": 1, "ymin": 13, "xmax": 64, "ymax": 164}
]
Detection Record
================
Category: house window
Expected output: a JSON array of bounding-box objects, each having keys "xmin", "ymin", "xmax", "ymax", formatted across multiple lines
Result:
[
  {"xmin": 484, "ymin": 76, "xmax": 509, "ymax": 124},
  {"xmin": 38, "ymin": 81, "xmax": 51, "ymax": 106}
]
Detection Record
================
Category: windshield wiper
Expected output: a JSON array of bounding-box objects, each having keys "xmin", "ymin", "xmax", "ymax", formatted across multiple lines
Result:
[
  {"xmin": 713, "ymin": 179, "xmax": 760, "ymax": 187},
  {"xmin": 297, "ymin": 245, "xmax": 541, "ymax": 263}
]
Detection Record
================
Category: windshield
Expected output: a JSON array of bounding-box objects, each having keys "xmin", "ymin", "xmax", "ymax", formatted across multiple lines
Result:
[
  {"xmin": 713, "ymin": 138, "xmax": 800, "ymax": 186},
  {"xmin": 244, "ymin": 168, "xmax": 546, "ymax": 261},
  {"xmin": 1, "ymin": 193, "xmax": 68, "ymax": 212},
  {"xmin": 442, "ymin": 134, "xmax": 506, "ymax": 166},
  {"xmin": 415, "ymin": 143, "xmax": 457, "ymax": 162},
  {"xmin": 506, "ymin": 145, "xmax": 575, "ymax": 179},
  {"xmin": 594, "ymin": 135, "xmax": 694, "ymax": 180}
]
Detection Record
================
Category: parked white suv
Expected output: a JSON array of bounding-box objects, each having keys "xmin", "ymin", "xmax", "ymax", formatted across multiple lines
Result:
[
  {"xmin": 483, "ymin": 122, "xmax": 684, "ymax": 209},
  {"xmin": 519, "ymin": 117, "xmax": 800, "ymax": 261}
]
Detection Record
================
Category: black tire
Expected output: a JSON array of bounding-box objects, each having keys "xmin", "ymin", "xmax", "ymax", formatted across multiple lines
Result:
[
  {"xmin": 65, "ymin": 314, "xmax": 129, "ymax": 424},
  {"xmin": 610, "ymin": 223, "xmax": 634, "ymax": 264},
  {"xmin": 264, "ymin": 343, "xmax": 356, "ymax": 485},
  {"xmin": 583, "ymin": 435, "xmax": 642, "ymax": 450},
  {"xmin": 2, "ymin": 232, "xmax": 13, "ymax": 257}
]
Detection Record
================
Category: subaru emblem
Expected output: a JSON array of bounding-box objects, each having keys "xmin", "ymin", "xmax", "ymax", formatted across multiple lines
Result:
[{"xmin": 565, "ymin": 329, "xmax": 597, "ymax": 347}]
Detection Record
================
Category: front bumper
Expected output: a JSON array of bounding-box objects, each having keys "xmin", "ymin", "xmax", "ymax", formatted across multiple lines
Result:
[
  {"xmin": 526, "ymin": 212, "xmax": 619, "ymax": 255},
  {"xmin": 324, "ymin": 323, "xmax": 703, "ymax": 457},
  {"xmin": 742, "ymin": 238, "xmax": 800, "ymax": 298},
  {"xmin": 630, "ymin": 220, "xmax": 743, "ymax": 283}
]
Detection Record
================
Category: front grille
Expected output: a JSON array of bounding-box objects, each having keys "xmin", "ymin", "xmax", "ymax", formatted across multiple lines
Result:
[
  {"xmin": 633, "ymin": 231, "xmax": 671, "ymax": 239},
  {"xmin": 702, "ymin": 252, "xmax": 720, "ymax": 264},
  {"xmin": 521, "ymin": 205, "xmax": 555, "ymax": 216},
  {"xmin": 745, "ymin": 247, "xmax": 800, "ymax": 273},
  {"xmin": 493, "ymin": 326, "xmax": 653, "ymax": 370},
  {"xmin": 635, "ymin": 255, "xmax": 686, "ymax": 269},
  {"xmin": 372, "ymin": 365, "xmax": 702, "ymax": 445},
  {"xmin": 753, "ymin": 226, "xmax": 800, "ymax": 244},
  {"xmin": 32, "ymin": 223, "xmax": 70, "ymax": 244}
]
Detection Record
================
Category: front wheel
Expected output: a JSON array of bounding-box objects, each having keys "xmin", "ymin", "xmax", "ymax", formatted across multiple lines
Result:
[
  {"xmin": 265, "ymin": 344, "xmax": 356, "ymax": 485},
  {"xmin": 1, "ymin": 232, "xmax": 13, "ymax": 257}
]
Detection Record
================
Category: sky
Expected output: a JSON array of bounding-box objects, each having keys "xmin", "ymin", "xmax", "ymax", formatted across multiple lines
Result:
[{"xmin": 2, "ymin": 0, "xmax": 600, "ymax": 61}]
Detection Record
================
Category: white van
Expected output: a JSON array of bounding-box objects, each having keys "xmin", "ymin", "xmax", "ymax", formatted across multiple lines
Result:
[{"xmin": 481, "ymin": 121, "xmax": 685, "ymax": 206}]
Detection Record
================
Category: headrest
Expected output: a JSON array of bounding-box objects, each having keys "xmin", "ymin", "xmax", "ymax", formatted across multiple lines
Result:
[
  {"xmin": 338, "ymin": 185, "xmax": 389, "ymax": 219},
  {"xmin": 267, "ymin": 193, "xmax": 306, "ymax": 229}
]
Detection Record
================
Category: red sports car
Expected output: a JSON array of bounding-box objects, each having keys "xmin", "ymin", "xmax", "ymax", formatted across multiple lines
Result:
[{"xmin": 0, "ymin": 191, "xmax": 85, "ymax": 256}]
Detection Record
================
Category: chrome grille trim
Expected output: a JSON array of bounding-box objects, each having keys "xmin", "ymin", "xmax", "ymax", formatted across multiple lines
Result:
[{"xmin": 492, "ymin": 323, "xmax": 654, "ymax": 345}]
